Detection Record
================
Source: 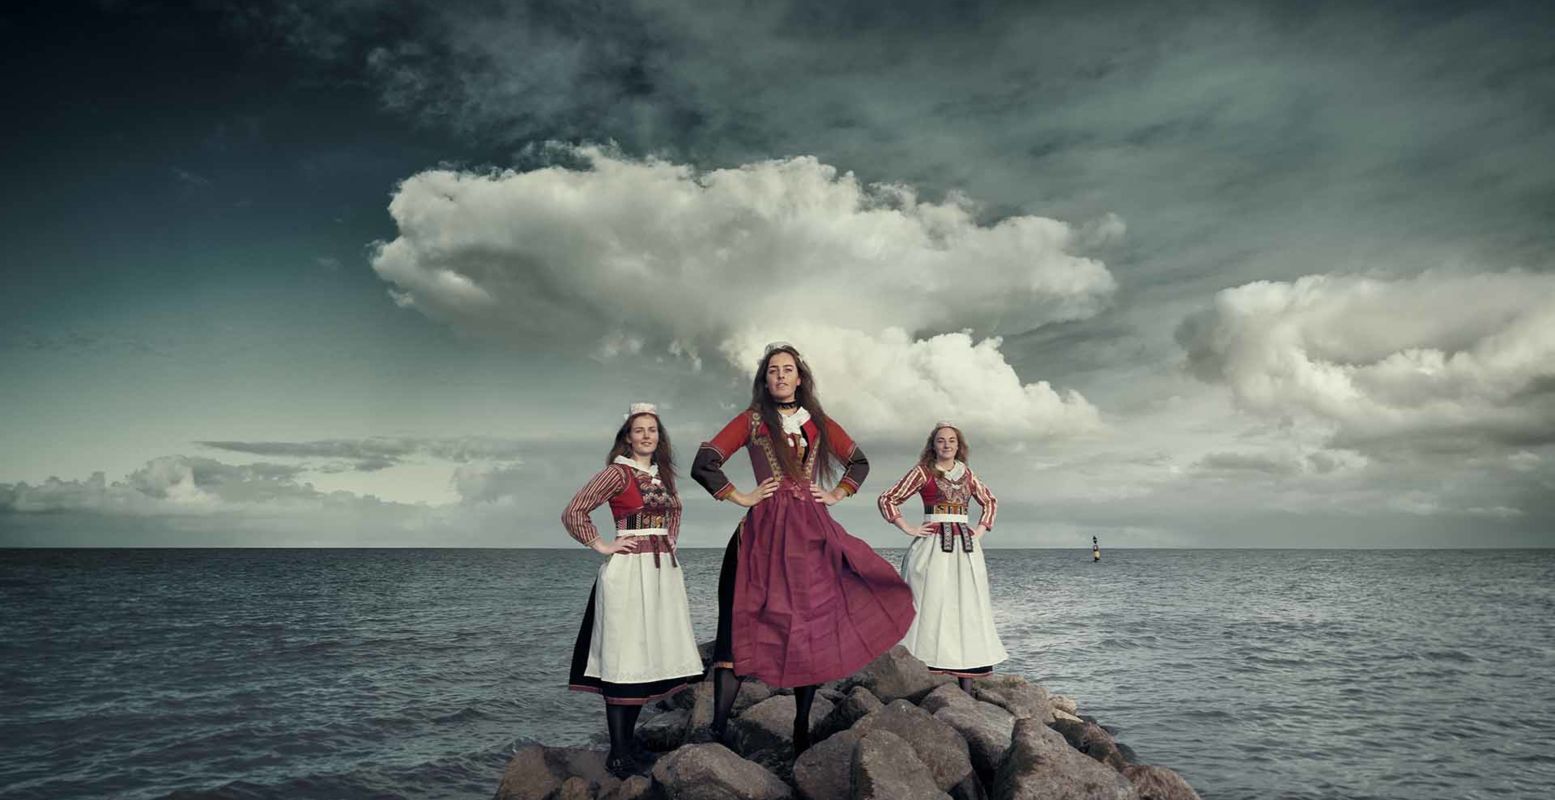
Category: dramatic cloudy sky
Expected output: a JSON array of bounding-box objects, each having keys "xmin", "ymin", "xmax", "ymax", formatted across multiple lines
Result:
[{"xmin": 3, "ymin": 0, "xmax": 1552, "ymax": 547}]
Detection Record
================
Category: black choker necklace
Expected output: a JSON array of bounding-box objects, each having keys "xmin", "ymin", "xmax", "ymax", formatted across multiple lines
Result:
[{"xmin": 776, "ymin": 401, "xmax": 800, "ymax": 410}]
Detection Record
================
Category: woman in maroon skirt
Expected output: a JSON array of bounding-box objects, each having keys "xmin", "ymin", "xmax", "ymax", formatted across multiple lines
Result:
[{"xmin": 690, "ymin": 342, "xmax": 916, "ymax": 755}]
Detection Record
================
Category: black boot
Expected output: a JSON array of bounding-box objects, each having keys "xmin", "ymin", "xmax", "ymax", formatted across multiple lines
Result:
[
  {"xmin": 792, "ymin": 684, "xmax": 817, "ymax": 757},
  {"xmin": 605, "ymin": 703, "xmax": 648, "ymax": 777},
  {"xmin": 707, "ymin": 667, "xmax": 742, "ymax": 745}
]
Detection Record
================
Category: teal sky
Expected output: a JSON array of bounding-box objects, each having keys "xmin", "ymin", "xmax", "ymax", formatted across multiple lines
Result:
[{"xmin": 3, "ymin": 1, "xmax": 1553, "ymax": 547}]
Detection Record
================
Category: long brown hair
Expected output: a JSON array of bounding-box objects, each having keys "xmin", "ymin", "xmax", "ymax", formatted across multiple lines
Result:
[
  {"xmin": 918, "ymin": 424, "xmax": 969, "ymax": 472},
  {"xmin": 606, "ymin": 412, "xmax": 677, "ymax": 494},
  {"xmin": 750, "ymin": 344, "xmax": 838, "ymax": 485}
]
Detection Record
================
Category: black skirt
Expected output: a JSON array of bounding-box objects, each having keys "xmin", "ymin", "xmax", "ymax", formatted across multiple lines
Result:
[{"xmin": 567, "ymin": 579, "xmax": 704, "ymax": 705}]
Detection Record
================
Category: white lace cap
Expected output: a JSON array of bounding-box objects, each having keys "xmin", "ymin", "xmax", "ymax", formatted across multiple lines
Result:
[
  {"xmin": 759, "ymin": 340, "xmax": 802, "ymax": 368},
  {"xmin": 624, "ymin": 402, "xmax": 658, "ymax": 419}
]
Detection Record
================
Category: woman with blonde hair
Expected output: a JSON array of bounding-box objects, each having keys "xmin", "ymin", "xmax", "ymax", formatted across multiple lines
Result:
[{"xmin": 877, "ymin": 421, "xmax": 1007, "ymax": 692}]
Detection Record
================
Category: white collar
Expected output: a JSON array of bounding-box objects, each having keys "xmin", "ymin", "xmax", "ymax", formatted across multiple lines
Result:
[
  {"xmin": 778, "ymin": 407, "xmax": 811, "ymax": 436},
  {"xmin": 933, "ymin": 460, "xmax": 967, "ymax": 480},
  {"xmin": 613, "ymin": 455, "xmax": 661, "ymax": 483}
]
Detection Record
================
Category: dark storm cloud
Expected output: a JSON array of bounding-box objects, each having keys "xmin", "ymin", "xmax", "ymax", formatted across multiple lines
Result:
[{"xmin": 232, "ymin": 0, "xmax": 1555, "ymax": 373}]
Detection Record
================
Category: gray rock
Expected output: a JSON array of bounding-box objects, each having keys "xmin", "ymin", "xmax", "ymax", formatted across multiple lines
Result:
[
  {"xmin": 494, "ymin": 745, "xmax": 622, "ymax": 800},
  {"xmin": 1120, "ymin": 765, "xmax": 1202, "ymax": 800},
  {"xmin": 852, "ymin": 699, "xmax": 974, "ymax": 791},
  {"xmin": 662, "ymin": 683, "xmax": 701, "ymax": 711},
  {"xmin": 639, "ymin": 707, "xmax": 691, "ymax": 751},
  {"xmin": 732, "ymin": 694, "xmax": 837, "ymax": 758},
  {"xmin": 601, "ymin": 775, "xmax": 653, "ymax": 800},
  {"xmin": 650, "ymin": 743, "xmax": 792, "ymax": 800},
  {"xmin": 1050, "ymin": 718, "xmax": 1130, "ymax": 771},
  {"xmin": 921, "ymin": 684, "xmax": 1016, "ymax": 782},
  {"xmin": 686, "ymin": 682, "xmax": 717, "ymax": 740},
  {"xmin": 684, "ymin": 675, "xmax": 779, "ymax": 742},
  {"xmin": 735, "ymin": 679, "xmax": 777, "ymax": 713},
  {"xmin": 851, "ymin": 729, "xmax": 952, "ymax": 800},
  {"xmin": 992, "ymin": 718, "xmax": 1137, "ymax": 800},
  {"xmin": 559, "ymin": 777, "xmax": 596, "ymax": 800},
  {"xmin": 970, "ymin": 676, "xmax": 1054, "ymax": 724},
  {"xmin": 842, "ymin": 645, "xmax": 953, "ymax": 704},
  {"xmin": 814, "ymin": 685, "xmax": 884, "ymax": 741},
  {"xmin": 793, "ymin": 729, "xmax": 861, "ymax": 800},
  {"xmin": 1051, "ymin": 694, "xmax": 1079, "ymax": 715}
]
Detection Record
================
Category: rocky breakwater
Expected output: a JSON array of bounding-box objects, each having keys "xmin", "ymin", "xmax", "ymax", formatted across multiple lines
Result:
[{"xmin": 495, "ymin": 645, "xmax": 1201, "ymax": 800}]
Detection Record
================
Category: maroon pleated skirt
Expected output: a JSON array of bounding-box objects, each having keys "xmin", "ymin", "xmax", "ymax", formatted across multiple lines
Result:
[{"xmin": 715, "ymin": 482, "xmax": 916, "ymax": 688}]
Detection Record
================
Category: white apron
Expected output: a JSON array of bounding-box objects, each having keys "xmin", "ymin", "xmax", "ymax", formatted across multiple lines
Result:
[
  {"xmin": 899, "ymin": 516, "xmax": 1008, "ymax": 672},
  {"xmin": 584, "ymin": 529, "xmax": 704, "ymax": 684}
]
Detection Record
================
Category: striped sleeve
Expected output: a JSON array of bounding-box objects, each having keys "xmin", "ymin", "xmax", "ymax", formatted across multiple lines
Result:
[
  {"xmin": 877, "ymin": 465, "xmax": 926, "ymax": 525},
  {"xmin": 969, "ymin": 468, "xmax": 998, "ymax": 531},
  {"xmin": 560, "ymin": 465, "xmax": 629, "ymax": 547}
]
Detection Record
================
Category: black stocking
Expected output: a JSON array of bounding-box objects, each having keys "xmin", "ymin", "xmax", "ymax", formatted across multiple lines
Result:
[
  {"xmin": 959, "ymin": 676, "xmax": 974, "ymax": 694},
  {"xmin": 710, "ymin": 667, "xmax": 743, "ymax": 739},
  {"xmin": 792, "ymin": 684, "xmax": 818, "ymax": 755},
  {"xmin": 605, "ymin": 702, "xmax": 642, "ymax": 760}
]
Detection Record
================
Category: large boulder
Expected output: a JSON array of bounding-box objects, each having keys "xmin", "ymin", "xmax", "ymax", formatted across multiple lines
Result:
[
  {"xmin": 650, "ymin": 743, "xmax": 792, "ymax": 800},
  {"xmin": 736, "ymin": 679, "xmax": 778, "ymax": 713},
  {"xmin": 852, "ymin": 699, "xmax": 974, "ymax": 791},
  {"xmin": 684, "ymin": 678, "xmax": 779, "ymax": 742},
  {"xmin": 601, "ymin": 776, "xmax": 653, "ymax": 800},
  {"xmin": 992, "ymin": 719, "xmax": 1136, "ymax": 800},
  {"xmin": 792, "ymin": 729, "xmax": 861, "ymax": 800},
  {"xmin": 1120, "ymin": 765, "xmax": 1202, "ymax": 800},
  {"xmin": 970, "ymin": 676, "xmax": 1054, "ymax": 724},
  {"xmin": 921, "ymin": 684, "xmax": 1017, "ymax": 782},
  {"xmin": 662, "ymin": 684, "xmax": 701, "ymax": 711},
  {"xmin": 852, "ymin": 728, "xmax": 952, "ymax": 800},
  {"xmin": 558, "ymin": 777, "xmax": 595, "ymax": 800},
  {"xmin": 813, "ymin": 685, "xmax": 884, "ymax": 741},
  {"xmin": 685, "ymin": 683, "xmax": 717, "ymax": 741},
  {"xmin": 495, "ymin": 745, "xmax": 621, "ymax": 800},
  {"xmin": 1050, "ymin": 718, "xmax": 1131, "ymax": 771},
  {"xmin": 731, "ymin": 694, "xmax": 837, "ymax": 758},
  {"xmin": 639, "ymin": 707, "xmax": 691, "ymax": 751},
  {"xmin": 842, "ymin": 646, "xmax": 953, "ymax": 704}
]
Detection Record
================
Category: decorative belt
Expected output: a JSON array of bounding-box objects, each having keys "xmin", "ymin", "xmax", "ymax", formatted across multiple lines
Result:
[
  {"xmin": 619, "ymin": 512, "xmax": 670, "ymax": 530},
  {"xmin": 928, "ymin": 502, "xmax": 968, "ymax": 515},
  {"xmin": 612, "ymin": 524, "xmax": 676, "ymax": 567},
  {"xmin": 923, "ymin": 513, "xmax": 975, "ymax": 553}
]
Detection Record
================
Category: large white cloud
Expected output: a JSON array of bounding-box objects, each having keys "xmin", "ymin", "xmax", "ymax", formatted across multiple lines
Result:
[
  {"xmin": 719, "ymin": 326, "xmax": 1100, "ymax": 436},
  {"xmin": 1177, "ymin": 271, "xmax": 1555, "ymax": 449},
  {"xmin": 371, "ymin": 147, "xmax": 1115, "ymax": 434}
]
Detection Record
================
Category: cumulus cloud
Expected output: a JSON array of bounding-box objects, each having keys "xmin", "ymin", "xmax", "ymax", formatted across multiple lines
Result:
[
  {"xmin": 371, "ymin": 147, "xmax": 1114, "ymax": 434},
  {"xmin": 1192, "ymin": 448, "xmax": 1368, "ymax": 479},
  {"xmin": 720, "ymin": 326, "xmax": 1101, "ymax": 436},
  {"xmin": 1177, "ymin": 271, "xmax": 1555, "ymax": 451},
  {"xmin": 450, "ymin": 462, "xmax": 528, "ymax": 504}
]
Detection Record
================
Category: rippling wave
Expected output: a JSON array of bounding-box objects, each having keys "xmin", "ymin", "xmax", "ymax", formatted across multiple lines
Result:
[{"xmin": 2, "ymin": 548, "xmax": 1552, "ymax": 800}]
